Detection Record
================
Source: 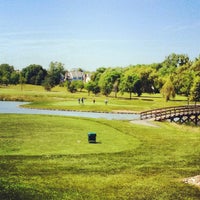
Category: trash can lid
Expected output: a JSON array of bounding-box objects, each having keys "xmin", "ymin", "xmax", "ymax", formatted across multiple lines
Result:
[{"xmin": 88, "ymin": 132, "xmax": 96, "ymax": 135}]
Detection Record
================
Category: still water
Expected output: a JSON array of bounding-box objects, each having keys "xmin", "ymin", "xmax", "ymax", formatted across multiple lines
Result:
[{"xmin": 0, "ymin": 101, "xmax": 139, "ymax": 120}]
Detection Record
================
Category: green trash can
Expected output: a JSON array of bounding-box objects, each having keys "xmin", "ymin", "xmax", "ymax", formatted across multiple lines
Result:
[{"xmin": 88, "ymin": 132, "xmax": 96, "ymax": 143}]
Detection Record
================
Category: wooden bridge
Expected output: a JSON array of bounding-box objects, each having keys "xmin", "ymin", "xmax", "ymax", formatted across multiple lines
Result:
[{"xmin": 140, "ymin": 105, "xmax": 200, "ymax": 125}]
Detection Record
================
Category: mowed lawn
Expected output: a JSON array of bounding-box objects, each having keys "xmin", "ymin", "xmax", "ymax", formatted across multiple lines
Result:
[
  {"xmin": 0, "ymin": 114, "xmax": 200, "ymax": 200},
  {"xmin": 0, "ymin": 84, "xmax": 189, "ymax": 112}
]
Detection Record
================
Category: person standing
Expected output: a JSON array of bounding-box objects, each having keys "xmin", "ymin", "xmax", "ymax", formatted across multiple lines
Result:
[{"xmin": 105, "ymin": 99, "xmax": 108, "ymax": 105}]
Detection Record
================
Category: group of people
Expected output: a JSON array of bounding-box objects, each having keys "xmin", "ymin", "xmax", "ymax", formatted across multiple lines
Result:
[
  {"xmin": 78, "ymin": 97, "xmax": 84, "ymax": 104},
  {"xmin": 78, "ymin": 98, "xmax": 108, "ymax": 105}
]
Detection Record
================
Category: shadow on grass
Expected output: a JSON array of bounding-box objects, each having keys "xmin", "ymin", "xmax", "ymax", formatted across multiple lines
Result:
[{"xmin": 88, "ymin": 141, "xmax": 102, "ymax": 144}]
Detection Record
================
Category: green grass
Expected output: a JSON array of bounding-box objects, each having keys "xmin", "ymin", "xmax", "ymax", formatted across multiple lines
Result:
[
  {"xmin": 0, "ymin": 115, "xmax": 139, "ymax": 155},
  {"xmin": 0, "ymin": 114, "xmax": 200, "ymax": 199},
  {"xmin": 0, "ymin": 84, "xmax": 190, "ymax": 112}
]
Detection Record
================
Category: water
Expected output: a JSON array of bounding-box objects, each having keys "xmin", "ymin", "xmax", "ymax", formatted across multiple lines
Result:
[{"xmin": 0, "ymin": 101, "xmax": 139, "ymax": 120}]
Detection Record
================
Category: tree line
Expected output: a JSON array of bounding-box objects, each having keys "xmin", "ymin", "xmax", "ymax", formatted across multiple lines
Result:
[{"xmin": 0, "ymin": 53, "xmax": 200, "ymax": 103}]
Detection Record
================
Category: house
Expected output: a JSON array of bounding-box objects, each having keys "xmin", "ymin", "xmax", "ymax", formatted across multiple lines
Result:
[{"xmin": 65, "ymin": 68, "xmax": 91, "ymax": 82}]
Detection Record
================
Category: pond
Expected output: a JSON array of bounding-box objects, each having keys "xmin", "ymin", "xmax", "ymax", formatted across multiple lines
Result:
[{"xmin": 0, "ymin": 101, "xmax": 139, "ymax": 120}]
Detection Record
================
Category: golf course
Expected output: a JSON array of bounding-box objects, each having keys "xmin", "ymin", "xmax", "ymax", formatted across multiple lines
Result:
[{"xmin": 0, "ymin": 85, "xmax": 200, "ymax": 199}]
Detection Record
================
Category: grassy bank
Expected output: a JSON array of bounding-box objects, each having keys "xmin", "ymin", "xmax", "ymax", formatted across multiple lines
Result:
[
  {"xmin": 0, "ymin": 114, "xmax": 200, "ymax": 199},
  {"xmin": 0, "ymin": 84, "xmax": 189, "ymax": 112}
]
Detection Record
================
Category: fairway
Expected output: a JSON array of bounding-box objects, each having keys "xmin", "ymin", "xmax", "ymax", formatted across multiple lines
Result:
[
  {"xmin": 0, "ymin": 114, "xmax": 139, "ymax": 155},
  {"xmin": 0, "ymin": 114, "xmax": 200, "ymax": 200}
]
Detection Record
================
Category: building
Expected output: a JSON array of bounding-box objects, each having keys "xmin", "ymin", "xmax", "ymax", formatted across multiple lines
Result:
[{"xmin": 65, "ymin": 68, "xmax": 91, "ymax": 82}]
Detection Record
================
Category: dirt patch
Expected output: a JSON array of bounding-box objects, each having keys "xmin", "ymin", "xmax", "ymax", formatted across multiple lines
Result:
[
  {"xmin": 130, "ymin": 119, "xmax": 159, "ymax": 127},
  {"xmin": 183, "ymin": 175, "xmax": 200, "ymax": 188}
]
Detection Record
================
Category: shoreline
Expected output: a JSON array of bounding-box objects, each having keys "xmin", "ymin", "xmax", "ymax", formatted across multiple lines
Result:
[{"xmin": 20, "ymin": 104, "xmax": 140, "ymax": 115}]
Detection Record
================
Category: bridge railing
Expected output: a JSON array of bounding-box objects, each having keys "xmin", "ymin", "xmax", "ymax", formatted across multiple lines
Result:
[{"xmin": 140, "ymin": 105, "xmax": 200, "ymax": 121}]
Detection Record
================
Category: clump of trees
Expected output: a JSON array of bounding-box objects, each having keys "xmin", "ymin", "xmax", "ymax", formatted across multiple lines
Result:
[
  {"xmin": 0, "ymin": 53, "xmax": 200, "ymax": 103},
  {"xmin": 0, "ymin": 64, "xmax": 20, "ymax": 85},
  {"xmin": 43, "ymin": 62, "xmax": 65, "ymax": 91}
]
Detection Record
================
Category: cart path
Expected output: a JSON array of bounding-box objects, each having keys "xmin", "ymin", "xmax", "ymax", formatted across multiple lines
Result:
[{"xmin": 130, "ymin": 119, "xmax": 159, "ymax": 127}]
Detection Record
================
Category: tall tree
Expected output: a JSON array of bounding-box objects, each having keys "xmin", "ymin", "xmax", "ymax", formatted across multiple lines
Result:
[
  {"xmin": 0, "ymin": 64, "xmax": 15, "ymax": 85},
  {"xmin": 119, "ymin": 68, "xmax": 142, "ymax": 99},
  {"xmin": 98, "ymin": 67, "xmax": 121, "ymax": 97},
  {"xmin": 66, "ymin": 80, "xmax": 84, "ymax": 92},
  {"xmin": 21, "ymin": 64, "xmax": 47, "ymax": 85},
  {"xmin": 190, "ymin": 77, "xmax": 200, "ymax": 105},
  {"xmin": 191, "ymin": 57, "xmax": 200, "ymax": 76},
  {"xmin": 48, "ymin": 62, "xmax": 65, "ymax": 86},
  {"xmin": 19, "ymin": 72, "xmax": 26, "ymax": 91},
  {"xmin": 159, "ymin": 53, "xmax": 190, "ymax": 76},
  {"xmin": 160, "ymin": 78, "xmax": 175, "ymax": 101}
]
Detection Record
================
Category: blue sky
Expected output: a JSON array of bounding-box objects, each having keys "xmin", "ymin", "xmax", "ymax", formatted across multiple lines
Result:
[{"xmin": 0, "ymin": 0, "xmax": 200, "ymax": 71}]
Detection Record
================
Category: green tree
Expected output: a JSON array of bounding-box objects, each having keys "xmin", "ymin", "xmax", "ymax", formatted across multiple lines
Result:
[
  {"xmin": 160, "ymin": 78, "xmax": 175, "ymax": 101},
  {"xmin": 10, "ymin": 71, "xmax": 20, "ymax": 85},
  {"xmin": 48, "ymin": 62, "xmax": 65, "ymax": 86},
  {"xmin": 66, "ymin": 81, "xmax": 77, "ymax": 93},
  {"xmin": 19, "ymin": 72, "xmax": 26, "ymax": 91},
  {"xmin": 91, "ymin": 67, "xmax": 106, "ymax": 82},
  {"xmin": 119, "ymin": 68, "xmax": 142, "ymax": 99},
  {"xmin": 43, "ymin": 75, "xmax": 53, "ymax": 91},
  {"xmin": 174, "ymin": 65, "xmax": 194, "ymax": 104},
  {"xmin": 84, "ymin": 81, "xmax": 100, "ymax": 95},
  {"xmin": 191, "ymin": 57, "xmax": 200, "ymax": 76},
  {"xmin": 75, "ymin": 80, "xmax": 84, "ymax": 91},
  {"xmin": 98, "ymin": 67, "xmax": 121, "ymax": 97},
  {"xmin": 0, "ymin": 64, "xmax": 15, "ymax": 85},
  {"xmin": 85, "ymin": 81, "xmax": 94, "ymax": 96},
  {"xmin": 137, "ymin": 67, "xmax": 155, "ymax": 93},
  {"xmin": 66, "ymin": 80, "xmax": 84, "ymax": 92},
  {"xmin": 113, "ymin": 80, "xmax": 120, "ymax": 98},
  {"xmin": 159, "ymin": 53, "xmax": 190, "ymax": 76},
  {"xmin": 85, "ymin": 67, "xmax": 105, "ymax": 96},
  {"xmin": 21, "ymin": 64, "xmax": 47, "ymax": 85},
  {"xmin": 190, "ymin": 77, "xmax": 200, "ymax": 104}
]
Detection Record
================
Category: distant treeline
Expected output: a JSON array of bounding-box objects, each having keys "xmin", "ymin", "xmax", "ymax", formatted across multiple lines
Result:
[{"xmin": 0, "ymin": 53, "xmax": 200, "ymax": 102}]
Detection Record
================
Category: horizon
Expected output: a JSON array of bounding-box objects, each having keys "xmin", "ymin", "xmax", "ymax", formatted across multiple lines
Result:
[{"xmin": 1, "ymin": 0, "xmax": 200, "ymax": 71}]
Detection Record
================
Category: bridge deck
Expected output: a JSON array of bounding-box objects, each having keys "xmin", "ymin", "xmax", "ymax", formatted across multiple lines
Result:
[{"xmin": 140, "ymin": 105, "xmax": 200, "ymax": 125}]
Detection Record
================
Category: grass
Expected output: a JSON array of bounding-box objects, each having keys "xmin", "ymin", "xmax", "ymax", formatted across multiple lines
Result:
[
  {"xmin": 0, "ymin": 85, "xmax": 199, "ymax": 199},
  {"xmin": 0, "ymin": 84, "xmax": 190, "ymax": 112},
  {"xmin": 0, "ymin": 114, "xmax": 200, "ymax": 199},
  {"xmin": 0, "ymin": 115, "xmax": 139, "ymax": 155}
]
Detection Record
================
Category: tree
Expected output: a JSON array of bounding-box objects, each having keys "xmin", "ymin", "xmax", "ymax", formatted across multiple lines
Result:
[
  {"xmin": 48, "ymin": 62, "xmax": 65, "ymax": 86},
  {"xmin": 85, "ymin": 81, "xmax": 100, "ymax": 95},
  {"xmin": 21, "ymin": 64, "xmax": 47, "ymax": 85},
  {"xmin": 10, "ymin": 71, "xmax": 20, "ymax": 85},
  {"xmin": 66, "ymin": 80, "xmax": 84, "ymax": 93},
  {"xmin": 113, "ymin": 80, "xmax": 120, "ymax": 98},
  {"xmin": 85, "ymin": 81, "xmax": 94, "ymax": 96},
  {"xmin": 159, "ymin": 53, "xmax": 190, "ymax": 76},
  {"xmin": 75, "ymin": 80, "xmax": 84, "ymax": 91},
  {"xmin": 0, "ymin": 64, "xmax": 15, "ymax": 85},
  {"xmin": 43, "ymin": 75, "xmax": 53, "ymax": 91},
  {"xmin": 66, "ymin": 81, "xmax": 77, "ymax": 93},
  {"xmin": 119, "ymin": 68, "xmax": 142, "ymax": 99},
  {"xmin": 160, "ymin": 78, "xmax": 175, "ymax": 101},
  {"xmin": 19, "ymin": 72, "xmax": 26, "ymax": 91},
  {"xmin": 98, "ymin": 67, "xmax": 121, "ymax": 97},
  {"xmin": 137, "ymin": 67, "xmax": 155, "ymax": 93},
  {"xmin": 190, "ymin": 77, "xmax": 200, "ymax": 104},
  {"xmin": 90, "ymin": 67, "xmax": 106, "ymax": 83},
  {"xmin": 176, "ymin": 70, "xmax": 194, "ymax": 104},
  {"xmin": 191, "ymin": 57, "xmax": 200, "ymax": 76},
  {"xmin": 85, "ymin": 67, "xmax": 105, "ymax": 96}
]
